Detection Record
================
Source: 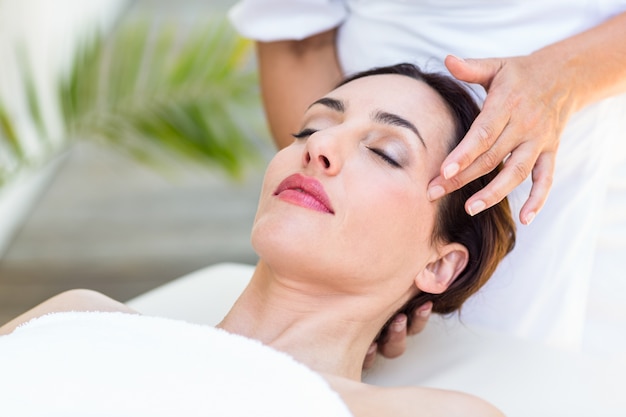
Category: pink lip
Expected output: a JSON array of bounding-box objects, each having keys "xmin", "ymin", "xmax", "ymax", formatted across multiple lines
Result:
[{"xmin": 273, "ymin": 173, "xmax": 335, "ymax": 214}]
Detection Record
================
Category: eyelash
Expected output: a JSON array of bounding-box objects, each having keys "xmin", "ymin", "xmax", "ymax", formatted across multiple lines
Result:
[
  {"xmin": 367, "ymin": 147, "xmax": 401, "ymax": 168},
  {"xmin": 291, "ymin": 128, "xmax": 318, "ymax": 139},
  {"xmin": 292, "ymin": 129, "xmax": 401, "ymax": 168}
]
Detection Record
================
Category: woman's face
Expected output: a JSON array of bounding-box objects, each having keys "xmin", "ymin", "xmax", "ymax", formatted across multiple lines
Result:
[{"xmin": 252, "ymin": 74, "xmax": 455, "ymax": 296}]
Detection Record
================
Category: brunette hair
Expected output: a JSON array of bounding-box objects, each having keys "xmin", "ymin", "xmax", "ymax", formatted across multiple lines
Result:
[{"xmin": 338, "ymin": 64, "xmax": 516, "ymax": 338}]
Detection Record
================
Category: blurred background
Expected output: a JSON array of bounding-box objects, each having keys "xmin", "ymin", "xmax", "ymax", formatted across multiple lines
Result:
[{"xmin": 0, "ymin": 0, "xmax": 273, "ymax": 324}]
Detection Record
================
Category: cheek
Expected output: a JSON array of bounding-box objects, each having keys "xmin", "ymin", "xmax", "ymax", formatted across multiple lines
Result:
[
  {"xmin": 341, "ymin": 173, "xmax": 436, "ymax": 268},
  {"xmin": 251, "ymin": 155, "xmax": 289, "ymax": 241},
  {"xmin": 253, "ymin": 147, "xmax": 300, "ymax": 219}
]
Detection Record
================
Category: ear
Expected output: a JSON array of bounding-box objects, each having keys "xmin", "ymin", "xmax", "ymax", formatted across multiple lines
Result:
[{"xmin": 415, "ymin": 243, "xmax": 469, "ymax": 294}]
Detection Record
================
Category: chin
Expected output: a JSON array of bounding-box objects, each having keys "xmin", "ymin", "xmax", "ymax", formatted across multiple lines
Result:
[
  {"xmin": 252, "ymin": 201, "xmax": 327, "ymax": 254},
  {"xmin": 251, "ymin": 222, "xmax": 335, "ymax": 280},
  {"xmin": 251, "ymin": 217, "xmax": 304, "ymax": 264}
]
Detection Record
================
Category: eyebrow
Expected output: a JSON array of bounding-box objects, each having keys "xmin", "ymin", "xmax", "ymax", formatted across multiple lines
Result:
[
  {"xmin": 372, "ymin": 111, "xmax": 426, "ymax": 148},
  {"xmin": 308, "ymin": 97, "xmax": 426, "ymax": 148},
  {"xmin": 309, "ymin": 97, "xmax": 345, "ymax": 112}
]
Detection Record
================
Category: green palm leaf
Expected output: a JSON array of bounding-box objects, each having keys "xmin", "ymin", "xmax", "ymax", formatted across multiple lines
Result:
[
  {"xmin": 0, "ymin": 105, "xmax": 22, "ymax": 161},
  {"xmin": 60, "ymin": 15, "xmax": 265, "ymax": 179},
  {"xmin": 0, "ymin": 13, "xmax": 266, "ymax": 188}
]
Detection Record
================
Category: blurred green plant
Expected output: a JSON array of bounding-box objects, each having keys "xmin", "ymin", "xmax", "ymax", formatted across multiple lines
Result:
[{"xmin": 0, "ymin": 15, "xmax": 265, "ymax": 187}]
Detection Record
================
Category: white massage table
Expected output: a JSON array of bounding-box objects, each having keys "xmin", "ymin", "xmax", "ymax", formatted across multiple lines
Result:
[{"xmin": 127, "ymin": 262, "xmax": 626, "ymax": 417}]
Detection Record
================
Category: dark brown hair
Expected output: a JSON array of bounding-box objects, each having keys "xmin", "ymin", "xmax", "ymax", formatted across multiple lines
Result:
[{"xmin": 338, "ymin": 63, "xmax": 516, "ymax": 338}]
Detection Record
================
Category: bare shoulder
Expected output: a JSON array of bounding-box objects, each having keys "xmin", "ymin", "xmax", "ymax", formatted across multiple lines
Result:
[
  {"xmin": 0, "ymin": 289, "xmax": 136, "ymax": 335},
  {"xmin": 324, "ymin": 374, "xmax": 504, "ymax": 417}
]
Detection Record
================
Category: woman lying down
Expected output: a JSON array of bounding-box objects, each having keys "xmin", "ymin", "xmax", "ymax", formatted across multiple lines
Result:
[{"xmin": 0, "ymin": 63, "xmax": 515, "ymax": 417}]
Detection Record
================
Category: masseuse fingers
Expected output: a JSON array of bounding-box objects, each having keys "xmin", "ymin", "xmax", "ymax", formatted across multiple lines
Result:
[
  {"xmin": 463, "ymin": 142, "xmax": 540, "ymax": 215},
  {"xmin": 407, "ymin": 301, "xmax": 432, "ymax": 336},
  {"xmin": 438, "ymin": 96, "xmax": 511, "ymax": 183},
  {"xmin": 370, "ymin": 302, "xmax": 432, "ymax": 365},
  {"xmin": 519, "ymin": 151, "xmax": 555, "ymax": 225},
  {"xmin": 429, "ymin": 123, "xmax": 537, "ymax": 213},
  {"xmin": 438, "ymin": 55, "xmax": 510, "ymax": 182},
  {"xmin": 378, "ymin": 314, "xmax": 407, "ymax": 359},
  {"xmin": 438, "ymin": 53, "xmax": 567, "ymax": 224},
  {"xmin": 427, "ymin": 80, "xmax": 513, "ymax": 202},
  {"xmin": 363, "ymin": 342, "xmax": 378, "ymax": 370}
]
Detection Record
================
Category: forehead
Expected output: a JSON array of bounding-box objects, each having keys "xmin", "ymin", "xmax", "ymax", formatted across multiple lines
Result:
[{"xmin": 328, "ymin": 74, "xmax": 454, "ymax": 148}]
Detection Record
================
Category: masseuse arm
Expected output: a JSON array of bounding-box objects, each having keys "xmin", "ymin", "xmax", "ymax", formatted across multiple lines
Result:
[
  {"xmin": 428, "ymin": 11, "xmax": 626, "ymax": 224},
  {"xmin": 256, "ymin": 29, "xmax": 343, "ymax": 149}
]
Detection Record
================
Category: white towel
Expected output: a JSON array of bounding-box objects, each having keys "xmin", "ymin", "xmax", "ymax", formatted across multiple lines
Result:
[{"xmin": 0, "ymin": 312, "xmax": 352, "ymax": 417}]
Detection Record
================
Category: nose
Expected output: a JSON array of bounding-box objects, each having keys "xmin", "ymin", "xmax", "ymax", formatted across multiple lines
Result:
[{"xmin": 301, "ymin": 132, "xmax": 343, "ymax": 175}]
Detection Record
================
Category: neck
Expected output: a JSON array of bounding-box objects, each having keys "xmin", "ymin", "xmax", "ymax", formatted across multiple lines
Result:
[{"xmin": 217, "ymin": 261, "xmax": 394, "ymax": 381}]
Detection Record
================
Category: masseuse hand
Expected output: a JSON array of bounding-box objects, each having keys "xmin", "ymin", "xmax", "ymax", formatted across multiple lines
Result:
[
  {"xmin": 363, "ymin": 302, "xmax": 432, "ymax": 369},
  {"xmin": 427, "ymin": 53, "xmax": 575, "ymax": 225}
]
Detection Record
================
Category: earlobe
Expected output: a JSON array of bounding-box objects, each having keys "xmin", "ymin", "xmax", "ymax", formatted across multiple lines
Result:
[{"xmin": 415, "ymin": 244, "xmax": 469, "ymax": 294}]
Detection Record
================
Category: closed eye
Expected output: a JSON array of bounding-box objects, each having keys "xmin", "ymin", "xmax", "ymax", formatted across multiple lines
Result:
[
  {"xmin": 293, "ymin": 128, "xmax": 402, "ymax": 168},
  {"xmin": 292, "ymin": 128, "xmax": 318, "ymax": 140},
  {"xmin": 367, "ymin": 147, "xmax": 401, "ymax": 168},
  {"xmin": 367, "ymin": 147, "xmax": 402, "ymax": 168}
]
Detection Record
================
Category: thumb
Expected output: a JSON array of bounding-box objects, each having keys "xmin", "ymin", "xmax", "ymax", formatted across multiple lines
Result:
[{"xmin": 444, "ymin": 55, "xmax": 502, "ymax": 89}]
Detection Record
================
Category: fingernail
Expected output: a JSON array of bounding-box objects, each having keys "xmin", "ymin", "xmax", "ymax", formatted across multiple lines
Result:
[
  {"xmin": 443, "ymin": 163, "xmax": 460, "ymax": 179},
  {"xmin": 427, "ymin": 185, "xmax": 445, "ymax": 201},
  {"xmin": 450, "ymin": 54, "xmax": 465, "ymax": 62},
  {"xmin": 392, "ymin": 316, "xmax": 407, "ymax": 332},
  {"xmin": 418, "ymin": 302, "xmax": 432, "ymax": 318},
  {"xmin": 524, "ymin": 211, "xmax": 536, "ymax": 225},
  {"xmin": 468, "ymin": 200, "xmax": 486, "ymax": 216},
  {"xmin": 367, "ymin": 343, "xmax": 377, "ymax": 355}
]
